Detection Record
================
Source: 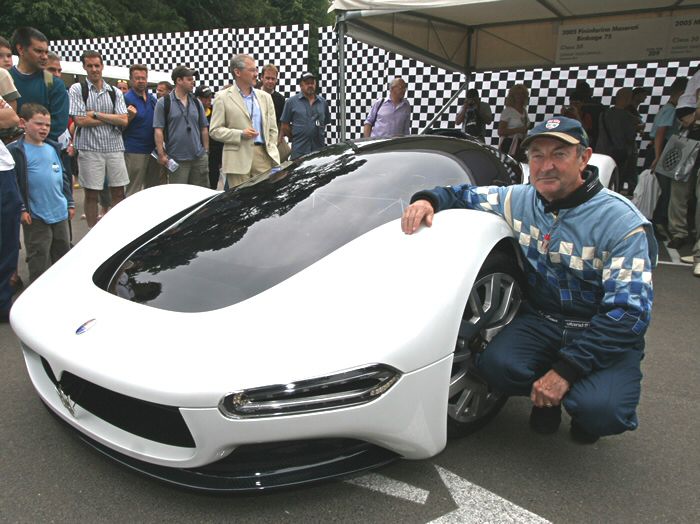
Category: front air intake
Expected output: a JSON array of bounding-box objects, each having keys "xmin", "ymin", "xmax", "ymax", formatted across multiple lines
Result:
[{"xmin": 40, "ymin": 357, "xmax": 195, "ymax": 448}]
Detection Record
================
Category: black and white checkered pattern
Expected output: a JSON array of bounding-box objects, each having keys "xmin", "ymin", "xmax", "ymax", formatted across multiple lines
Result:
[
  {"xmin": 51, "ymin": 25, "xmax": 698, "ymax": 165},
  {"xmin": 233, "ymin": 25, "xmax": 309, "ymax": 98},
  {"xmin": 386, "ymin": 53, "xmax": 464, "ymax": 134},
  {"xmin": 318, "ymin": 29, "xmax": 699, "ymax": 165},
  {"xmin": 51, "ymin": 26, "xmax": 308, "ymax": 97},
  {"xmin": 319, "ymin": 27, "xmax": 388, "ymax": 139}
]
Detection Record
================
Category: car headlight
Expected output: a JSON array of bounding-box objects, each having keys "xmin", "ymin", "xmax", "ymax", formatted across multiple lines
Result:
[{"xmin": 219, "ymin": 365, "xmax": 401, "ymax": 418}]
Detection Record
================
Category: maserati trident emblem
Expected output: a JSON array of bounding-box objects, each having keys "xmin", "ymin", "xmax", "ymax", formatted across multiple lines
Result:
[
  {"xmin": 76, "ymin": 319, "xmax": 96, "ymax": 335},
  {"xmin": 56, "ymin": 385, "xmax": 76, "ymax": 417}
]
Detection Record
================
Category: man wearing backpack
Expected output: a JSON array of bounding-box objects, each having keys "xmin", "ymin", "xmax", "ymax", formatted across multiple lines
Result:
[
  {"xmin": 123, "ymin": 64, "xmax": 160, "ymax": 196},
  {"xmin": 9, "ymin": 27, "xmax": 69, "ymax": 143},
  {"xmin": 68, "ymin": 50, "xmax": 129, "ymax": 228},
  {"xmin": 153, "ymin": 66, "xmax": 209, "ymax": 187}
]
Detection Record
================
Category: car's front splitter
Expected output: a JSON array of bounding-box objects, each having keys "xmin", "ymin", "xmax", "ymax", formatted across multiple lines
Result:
[{"xmin": 47, "ymin": 407, "xmax": 398, "ymax": 492}]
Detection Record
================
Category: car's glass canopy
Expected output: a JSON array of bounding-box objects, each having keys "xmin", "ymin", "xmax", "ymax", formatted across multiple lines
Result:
[{"xmin": 107, "ymin": 142, "xmax": 475, "ymax": 312}]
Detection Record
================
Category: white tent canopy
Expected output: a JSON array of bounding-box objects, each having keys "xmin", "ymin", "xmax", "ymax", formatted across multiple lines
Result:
[
  {"xmin": 330, "ymin": 0, "xmax": 700, "ymax": 136},
  {"xmin": 11, "ymin": 55, "xmax": 172, "ymax": 86},
  {"xmin": 59, "ymin": 61, "xmax": 172, "ymax": 86},
  {"xmin": 330, "ymin": 0, "xmax": 700, "ymax": 72}
]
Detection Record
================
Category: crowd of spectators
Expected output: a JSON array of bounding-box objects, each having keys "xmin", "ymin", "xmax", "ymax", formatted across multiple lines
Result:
[{"xmin": 1, "ymin": 25, "xmax": 699, "ymax": 321}]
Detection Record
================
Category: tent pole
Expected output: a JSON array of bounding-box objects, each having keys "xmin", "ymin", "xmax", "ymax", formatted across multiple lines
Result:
[
  {"xmin": 419, "ymin": 28, "xmax": 473, "ymax": 135},
  {"xmin": 419, "ymin": 80, "xmax": 468, "ymax": 134},
  {"xmin": 337, "ymin": 17, "xmax": 347, "ymax": 141}
]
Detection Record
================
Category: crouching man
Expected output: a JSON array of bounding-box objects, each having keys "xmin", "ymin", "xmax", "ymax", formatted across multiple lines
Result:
[{"xmin": 401, "ymin": 116, "xmax": 657, "ymax": 443}]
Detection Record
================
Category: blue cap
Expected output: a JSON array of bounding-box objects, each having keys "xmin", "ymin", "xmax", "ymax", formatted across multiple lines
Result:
[{"xmin": 521, "ymin": 116, "xmax": 589, "ymax": 149}]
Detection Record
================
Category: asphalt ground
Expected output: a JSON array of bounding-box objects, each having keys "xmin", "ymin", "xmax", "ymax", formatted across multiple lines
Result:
[{"xmin": 1, "ymin": 188, "xmax": 699, "ymax": 523}]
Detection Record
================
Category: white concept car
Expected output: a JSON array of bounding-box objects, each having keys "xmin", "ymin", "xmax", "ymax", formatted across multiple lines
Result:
[{"xmin": 13, "ymin": 134, "xmax": 607, "ymax": 491}]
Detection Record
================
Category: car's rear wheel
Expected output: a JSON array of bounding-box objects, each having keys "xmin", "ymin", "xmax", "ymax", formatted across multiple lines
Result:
[{"xmin": 447, "ymin": 250, "xmax": 522, "ymax": 437}]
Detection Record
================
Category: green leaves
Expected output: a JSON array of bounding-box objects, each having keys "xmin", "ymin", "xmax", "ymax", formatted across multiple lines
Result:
[
  {"xmin": 1, "ymin": 0, "xmax": 333, "ymax": 39},
  {"xmin": 1, "ymin": 0, "xmax": 122, "ymax": 39},
  {"xmin": 1, "ymin": 0, "xmax": 334, "ymax": 73}
]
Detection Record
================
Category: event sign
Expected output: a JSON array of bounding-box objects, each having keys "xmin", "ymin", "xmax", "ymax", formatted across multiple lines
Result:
[{"xmin": 556, "ymin": 13, "xmax": 700, "ymax": 64}]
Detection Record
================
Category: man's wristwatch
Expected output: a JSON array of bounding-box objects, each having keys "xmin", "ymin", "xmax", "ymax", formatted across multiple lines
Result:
[{"xmin": 92, "ymin": 111, "xmax": 98, "ymax": 119}]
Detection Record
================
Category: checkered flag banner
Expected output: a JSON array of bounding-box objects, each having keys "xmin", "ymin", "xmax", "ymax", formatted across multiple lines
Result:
[
  {"xmin": 318, "ymin": 27, "xmax": 699, "ymax": 166},
  {"xmin": 51, "ymin": 25, "xmax": 309, "ymax": 97},
  {"xmin": 50, "ymin": 24, "xmax": 698, "ymax": 167}
]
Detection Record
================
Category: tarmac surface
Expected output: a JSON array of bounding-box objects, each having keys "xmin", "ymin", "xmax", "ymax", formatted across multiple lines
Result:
[{"xmin": 1, "ymin": 187, "xmax": 699, "ymax": 523}]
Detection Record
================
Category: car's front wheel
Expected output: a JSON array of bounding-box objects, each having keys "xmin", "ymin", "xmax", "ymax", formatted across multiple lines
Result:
[{"xmin": 447, "ymin": 250, "xmax": 522, "ymax": 437}]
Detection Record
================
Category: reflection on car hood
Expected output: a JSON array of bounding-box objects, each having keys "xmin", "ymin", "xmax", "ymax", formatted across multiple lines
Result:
[{"xmin": 101, "ymin": 140, "xmax": 476, "ymax": 312}]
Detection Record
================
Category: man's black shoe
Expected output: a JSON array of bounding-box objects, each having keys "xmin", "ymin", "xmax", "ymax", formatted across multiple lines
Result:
[
  {"xmin": 570, "ymin": 421, "xmax": 600, "ymax": 444},
  {"xmin": 667, "ymin": 237, "xmax": 687, "ymax": 249},
  {"xmin": 653, "ymin": 224, "xmax": 668, "ymax": 241},
  {"xmin": 529, "ymin": 405, "xmax": 561, "ymax": 434}
]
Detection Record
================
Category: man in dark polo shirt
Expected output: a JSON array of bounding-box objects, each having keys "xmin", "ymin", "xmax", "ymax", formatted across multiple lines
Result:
[
  {"xmin": 280, "ymin": 72, "xmax": 330, "ymax": 160},
  {"xmin": 153, "ymin": 66, "xmax": 209, "ymax": 187},
  {"xmin": 260, "ymin": 63, "xmax": 290, "ymax": 162},
  {"xmin": 123, "ymin": 64, "xmax": 160, "ymax": 196},
  {"xmin": 260, "ymin": 64, "xmax": 286, "ymax": 125}
]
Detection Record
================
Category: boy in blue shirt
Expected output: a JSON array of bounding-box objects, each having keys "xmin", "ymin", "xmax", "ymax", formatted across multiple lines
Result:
[{"xmin": 8, "ymin": 104, "xmax": 74, "ymax": 283}]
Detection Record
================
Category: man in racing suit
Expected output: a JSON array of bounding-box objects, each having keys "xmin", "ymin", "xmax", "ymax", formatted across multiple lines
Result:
[{"xmin": 402, "ymin": 116, "xmax": 657, "ymax": 443}]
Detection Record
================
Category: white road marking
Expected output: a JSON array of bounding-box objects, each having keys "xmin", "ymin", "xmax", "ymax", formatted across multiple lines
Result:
[
  {"xmin": 665, "ymin": 244, "xmax": 681, "ymax": 264},
  {"xmin": 429, "ymin": 465, "xmax": 550, "ymax": 524},
  {"xmin": 347, "ymin": 466, "xmax": 550, "ymax": 523},
  {"xmin": 657, "ymin": 260, "xmax": 691, "ymax": 267},
  {"xmin": 346, "ymin": 473, "xmax": 430, "ymax": 504}
]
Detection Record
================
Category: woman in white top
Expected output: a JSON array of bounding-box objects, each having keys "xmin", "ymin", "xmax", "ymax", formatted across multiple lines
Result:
[{"xmin": 497, "ymin": 84, "xmax": 529, "ymax": 161}]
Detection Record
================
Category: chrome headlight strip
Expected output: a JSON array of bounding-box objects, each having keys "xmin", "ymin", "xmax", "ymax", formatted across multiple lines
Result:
[{"xmin": 219, "ymin": 365, "xmax": 401, "ymax": 419}]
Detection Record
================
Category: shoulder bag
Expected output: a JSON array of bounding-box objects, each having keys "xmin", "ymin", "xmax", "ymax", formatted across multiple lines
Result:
[{"xmin": 655, "ymin": 129, "xmax": 700, "ymax": 182}]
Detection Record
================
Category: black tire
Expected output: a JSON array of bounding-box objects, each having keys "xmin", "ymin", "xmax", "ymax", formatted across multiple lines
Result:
[{"xmin": 447, "ymin": 250, "xmax": 522, "ymax": 437}]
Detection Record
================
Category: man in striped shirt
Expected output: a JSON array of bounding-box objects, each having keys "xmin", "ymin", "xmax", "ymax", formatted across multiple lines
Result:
[{"xmin": 69, "ymin": 50, "xmax": 129, "ymax": 227}]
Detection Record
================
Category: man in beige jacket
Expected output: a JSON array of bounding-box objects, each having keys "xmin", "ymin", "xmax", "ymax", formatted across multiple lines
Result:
[{"xmin": 209, "ymin": 54, "xmax": 280, "ymax": 188}]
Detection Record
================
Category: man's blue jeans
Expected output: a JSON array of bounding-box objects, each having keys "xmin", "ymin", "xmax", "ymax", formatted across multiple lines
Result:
[{"xmin": 477, "ymin": 305, "xmax": 643, "ymax": 437}]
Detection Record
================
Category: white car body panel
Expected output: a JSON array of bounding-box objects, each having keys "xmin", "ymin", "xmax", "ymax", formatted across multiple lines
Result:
[
  {"xmin": 24, "ymin": 344, "xmax": 453, "ymax": 466},
  {"xmin": 12, "ymin": 182, "xmax": 516, "ymax": 467}
]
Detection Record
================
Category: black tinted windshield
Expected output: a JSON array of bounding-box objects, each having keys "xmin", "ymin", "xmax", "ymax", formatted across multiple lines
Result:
[{"xmin": 108, "ymin": 143, "xmax": 473, "ymax": 312}]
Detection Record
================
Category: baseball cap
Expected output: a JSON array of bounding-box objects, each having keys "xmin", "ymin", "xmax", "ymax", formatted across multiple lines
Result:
[
  {"xmin": 521, "ymin": 116, "xmax": 589, "ymax": 149},
  {"xmin": 171, "ymin": 65, "xmax": 197, "ymax": 82},
  {"xmin": 299, "ymin": 71, "xmax": 316, "ymax": 83},
  {"xmin": 195, "ymin": 86, "xmax": 213, "ymax": 97}
]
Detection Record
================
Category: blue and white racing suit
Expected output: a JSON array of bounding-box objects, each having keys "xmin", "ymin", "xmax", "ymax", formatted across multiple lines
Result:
[{"xmin": 414, "ymin": 170, "xmax": 657, "ymax": 436}]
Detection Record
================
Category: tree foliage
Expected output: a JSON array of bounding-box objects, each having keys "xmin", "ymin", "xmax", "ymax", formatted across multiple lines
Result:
[
  {"xmin": 95, "ymin": 0, "xmax": 188, "ymax": 35},
  {"xmin": 1, "ymin": 0, "xmax": 334, "ymax": 73},
  {"xmin": 0, "ymin": 0, "xmax": 123, "ymax": 41},
  {"xmin": 1, "ymin": 0, "xmax": 334, "ymax": 40}
]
